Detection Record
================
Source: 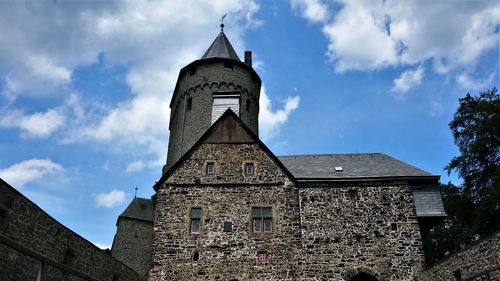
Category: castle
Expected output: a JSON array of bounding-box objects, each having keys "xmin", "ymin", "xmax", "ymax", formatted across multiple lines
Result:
[{"xmin": 110, "ymin": 26, "xmax": 447, "ymax": 281}]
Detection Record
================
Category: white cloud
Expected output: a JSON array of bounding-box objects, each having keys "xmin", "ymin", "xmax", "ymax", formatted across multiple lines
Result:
[
  {"xmin": 293, "ymin": 0, "xmax": 499, "ymax": 85},
  {"xmin": 0, "ymin": 108, "xmax": 65, "ymax": 138},
  {"xmin": 126, "ymin": 160, "xmax": 146, "ymax": 173},
  {"xmin": 0, "ymin": 1, "xmax": 263, "ymax": 159},
  {"xmin": 259, "ymin": 86, "xmax": 300, "ymax": 140},
  {"xmin": 95, "ymin": 189, "xmax": 126, "ymax": 208},
  {"xmin": 391, "ymin": 65, "xmax": 424, "ymax": 96},
  {"xmin": 291, "ymin": 0, "xmax": 329, "ymax": 23},
  {"xmin": 457, "ymin": 72, "xmax": 496, "ymax": 90},
  {"xmin": 0, "ymin": 159, "xmax": 65, "ymax": 188}
]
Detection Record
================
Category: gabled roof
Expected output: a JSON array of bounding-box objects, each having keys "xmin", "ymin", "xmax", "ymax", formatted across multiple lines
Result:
[
  {"xmin": 201, "ymin": 31, "xmax": 241, "ymax": 61},
  {"xmin": 118, "ymin": 197, "xmax": 154, "ymax": 223},
  {"xmin": 154, "ymin": 109, "xmax": 296, "ymax": 191},
  {"xmin": 278, "ymin": 153, "xmax": 438, "ymax": 180}
]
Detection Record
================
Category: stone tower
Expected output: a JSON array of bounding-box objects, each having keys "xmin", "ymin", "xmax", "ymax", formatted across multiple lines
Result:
[
  {"xmin": 163, "ymin": 26, "xmax": 261, "ymax": 172},
  {"xmin": 111, "ymin": 197, "xmax": 154, "ymax": 277}
]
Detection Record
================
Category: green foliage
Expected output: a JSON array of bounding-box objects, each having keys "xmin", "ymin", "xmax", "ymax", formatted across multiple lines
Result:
[
  {"xmin": 424, "ymin": 88, "xmax": 500, "ymax": 265},
  {"xmin": 446, "ymin": 87, "xmax": 500, "ymax": 204},
  {"xmin": 151, "ymin": 193, "xmax": 157, "ymax": 210}
]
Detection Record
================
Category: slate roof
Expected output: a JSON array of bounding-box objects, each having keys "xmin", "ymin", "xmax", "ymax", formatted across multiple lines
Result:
[
  {"xmin": 201, "ymin": 31, "xmax": 241, "ymax": 61},
  {"xmin": 413, "ymin": 185, "xmax": 447, "ymax": 217},
  {"xmin": 278, "ymin": 153, "xmax": 434, "ymax": 180},
  {"xmin": 118, "ymin": 197, "xmax": 154, "ymax": 222},
  {"xmin": 278, "ymin": 153, "xmax": 446, "ymax": 218}
]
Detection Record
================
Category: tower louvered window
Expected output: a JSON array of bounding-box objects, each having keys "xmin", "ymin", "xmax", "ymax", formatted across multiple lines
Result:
[{"xmin": 212, "ymin": 94, "xmax": 240, "ymax": 123}]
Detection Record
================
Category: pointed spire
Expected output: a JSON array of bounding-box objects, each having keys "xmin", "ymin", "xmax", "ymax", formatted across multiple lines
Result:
[{"xmin": 201, "ymin": 19, "xmax": 241, "ymax": 61}]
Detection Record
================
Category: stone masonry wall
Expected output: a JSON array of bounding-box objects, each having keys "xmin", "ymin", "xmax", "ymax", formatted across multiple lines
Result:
[
  {"xmin": 0, "ymin": 179, "xmax": 145, "ymax": 281},
  {"xmin": 151, "ymin": 142, "xmax": 300, "ymax": 280},
  {"xmin": 166, "ymin": 61, "xmax": 260, "ymax": 168},
  {"xmin": 299, "ymin": 185, "xmax": 425, "ymax": 281},
  {"xmin": 418, "ymin": 230, "xmax": 500, "ymax": 281},
  {"xmin": 112, "ymin": 218, "xmax": 154, "ymax": 277},
  {"xmin": 150, "ymin": 185, "xmax": 301, "ymax": 281}
]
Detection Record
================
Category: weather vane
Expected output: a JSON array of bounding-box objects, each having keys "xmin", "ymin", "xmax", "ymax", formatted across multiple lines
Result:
[
  {"xmin": 220, "ymin": 14, "xmax": 227, "ymax": 32},
  {"xmin": 134, "ymin": 187, "xmax": 138, "ymax": 197}
]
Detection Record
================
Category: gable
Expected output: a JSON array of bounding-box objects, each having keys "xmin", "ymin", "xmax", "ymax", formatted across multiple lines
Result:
[
  {"xmin": 205, "ymin": 113, "xmax": 254, "ymax": 143},
  {"xmin": 155, "ymin": 110, "xmax": 295, "ymax": 190}
]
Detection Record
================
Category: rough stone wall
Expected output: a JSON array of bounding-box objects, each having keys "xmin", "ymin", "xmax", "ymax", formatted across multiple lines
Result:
[
  {"xmin": 151, "ymin": 142, "xmax": 300, "ymax": 280},
  {"xmin": 112, "ymin": 218, "xmax": 154, "ymax": 277},
  {"xmin": 418, "ymin": 230, "xmax": 500, "ymax": 281},
  {"xmin": 0, "ymin": 179, "xmax": 145, "ymax": 281},
  {"xmin": 150, "ymin": 185, "xmax": 301, "ymax": 281},
  {"xmin": 298, "ymin": 185, "xmax": 425, "ymax": 281},
  {"xmin": 166, "ymin": 60, "xmax": 261, "ymax": 168},
  {"xmin": 166, "ymin": 143, "xmax": 288, "ymax": 185}
]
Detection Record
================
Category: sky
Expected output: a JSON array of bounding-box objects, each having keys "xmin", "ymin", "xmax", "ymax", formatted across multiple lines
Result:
[{"xmin": 0, "ymin": 0, "xmax": 498, "ymax": 249}]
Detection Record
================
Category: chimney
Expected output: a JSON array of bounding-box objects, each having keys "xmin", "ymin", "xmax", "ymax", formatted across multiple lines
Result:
[{"xmin": 244, "ymin": 51, "xmax": 252, "ymax": 67}]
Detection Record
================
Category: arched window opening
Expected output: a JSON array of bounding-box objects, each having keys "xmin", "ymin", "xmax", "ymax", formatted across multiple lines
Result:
[{"xmin": 349, "ymin": 272, "xmax": 378, "ymax": 281}]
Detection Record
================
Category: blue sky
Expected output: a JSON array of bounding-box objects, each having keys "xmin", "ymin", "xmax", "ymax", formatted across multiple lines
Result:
[{"xmin": 0, "ymin": 0, "xmax": 498, "ymax": 249}]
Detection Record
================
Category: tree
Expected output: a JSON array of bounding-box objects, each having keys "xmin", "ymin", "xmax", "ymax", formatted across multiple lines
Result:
[
  {"xmin": 424, "ymin": 88, "xmax": 499, "ymax": 265},
  {"xmin": 445, "ymin": 87, "xmax": 500, "ymax": 236}
]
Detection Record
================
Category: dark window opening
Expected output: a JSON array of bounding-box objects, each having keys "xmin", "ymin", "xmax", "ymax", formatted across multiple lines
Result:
[
  {"xmin": 223, "ymin": 221, "xmax": 233, "ymax": 232},
  {"xmin": 252, "ymin": 207, "xmax": 272, "ymax": 233},
  {"xmin": 391, "ymin": 223, "xmax": 397, "ymax": 231},
  {"xmin": 112, "ymin": 275, "xmax": 119, "ymax": 281},
  {"xmin": 189, "ymin": 67, "xmax": 196, "ymax": 76},
  {"xmin": 63, "ymin": 248, "xmax": 74, "ymax": 265},
  {"xmin": 224, "ymin": 62, "xmax": 233, "ymax": 70},
  {"xmin": 453, "ymin": 269, "xmax": 462, "ymax": 280},
  {"xmin": 246, "ymin": 99, "xmax": 251, "ymax": 112},
  {"xmin": 193, "ymin": 251, "xmax": 200, "ymax": 261},
  {"xmin": 348, "ymin": 190, "xmax": 361, "ymax": 201},
  {"xmin": 245, "ymin": 162, "xmax": 254, "ymax": 175},
  {"xmin": 206, "ymin": 162, "xmax": 215, "ymax": 175},
  {"xmin": 257, "ymin": 252, "xmax": 269, "ymax": 265},
  {"xmin": 187, "ymin": 97, "xmax": 192, "ymax": 111},
  {"xmin": 190, "ymin": 208, "xmax": 201, "ymax": 234}
]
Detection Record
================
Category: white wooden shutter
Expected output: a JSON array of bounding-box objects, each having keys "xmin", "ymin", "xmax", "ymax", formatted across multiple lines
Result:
[{"xmin": 212, "ymin": 96, "xmax": 240, "ymax": 123}]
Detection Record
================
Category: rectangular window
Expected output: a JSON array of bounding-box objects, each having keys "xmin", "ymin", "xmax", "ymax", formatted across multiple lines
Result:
[
  {"xmin": 187, "ymin": 97, "xmax": 192, "ymax": 111},
  {"xmin": 245, "ymin": 162, "xmax": 254, "ymax": 175},
  {"xmin": 348, "ymin": 190, "xmax": 361, "ymax": 201},
  {"xmin": 257, "ymin": 252, "xmax": 269, "ymax": 265},
  {"xmin": 206, "ymin": 162, "xmax": 215, "ymax": 175},
  {"xmin": 190, "ymin": 208, "xmax": 201, "ymax": 234},
  {"xmin": 252, "ymin": 207, "xmax": 272, "ymax": 233}
]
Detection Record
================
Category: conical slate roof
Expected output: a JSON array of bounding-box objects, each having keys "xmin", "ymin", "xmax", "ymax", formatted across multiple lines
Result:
[
  {"xmin": 201, "ymin": 31, "xmax": 241, "ymax": 61},
  {"xmin": 118, "ymin": 197, "xmax": 154, "ymax": 222}
]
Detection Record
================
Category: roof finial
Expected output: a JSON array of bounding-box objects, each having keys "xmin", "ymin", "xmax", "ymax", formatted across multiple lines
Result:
[
  {"xmin": 220, "ymin": 14, "xmax": 227, "ymax": 32},
  {"xmin": 134, "ymin": 187, "xmax": 138, "ymax": 198}
]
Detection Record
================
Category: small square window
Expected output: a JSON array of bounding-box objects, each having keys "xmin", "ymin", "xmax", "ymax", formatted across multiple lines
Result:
[
  {"xmin": 224, "ymin": 62, "xmax": 233, "ymax": 70},
  {"xmin": 257, "ymin": 252, "xmax": 269, "ymax": 265},
  {"xmin": 348, "ymin": 190, "xmax": 361, "ymax": 201},
  {"xmin": 206, "ymin": 162, "xmax": 215, "ymax": 175},
  {"xmin": 245, "ymin": 163, "xmax": 254, "ymax": 175},
  {"xmin": 190, "ymin": 208, "xmax": 201, "ymax": 234},
  {"xmin": 223, "ymin": 221, "xmax": 233, "ymax": 232},
  {"xmin": 252, "ymin": 207, "xmax": 272, "ymax": 233}
]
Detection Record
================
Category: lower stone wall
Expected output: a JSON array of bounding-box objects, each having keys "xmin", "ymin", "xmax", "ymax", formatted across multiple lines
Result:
[
  {"xmin": 419, "ymin": 230, "xmax": 500, "ymax": 281},
  {"xmin": 299, "ymin": 185, "xmax": 425, "ymax": 281},
  {"xmin": 0, "ymin": 179, "xmax": 145, "ymax": 281},
  {"xmin": 149, "ymin": 184, "xmax": 302, "ymax": 281}
]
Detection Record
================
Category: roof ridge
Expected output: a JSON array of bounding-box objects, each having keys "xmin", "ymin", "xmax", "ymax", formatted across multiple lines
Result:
[{"xmin": 278, "ymin": 153, "xmax": 384, "ymax": 158}]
